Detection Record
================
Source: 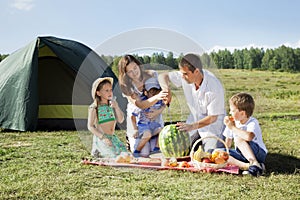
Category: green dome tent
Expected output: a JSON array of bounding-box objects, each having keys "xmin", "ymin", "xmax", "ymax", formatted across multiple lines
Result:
[{"xmin": 0, "ymin": 36, "xmax": 127, "ymax": 131}]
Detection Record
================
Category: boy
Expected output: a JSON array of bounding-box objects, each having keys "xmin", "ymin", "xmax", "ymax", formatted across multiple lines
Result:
[
  {"xmin": 132, "ymin": 77, "xmax": 166, "ymax": 157},
  {"xmin": 223, "ymin": 93, "xmax": 267, "ymax": 176}
]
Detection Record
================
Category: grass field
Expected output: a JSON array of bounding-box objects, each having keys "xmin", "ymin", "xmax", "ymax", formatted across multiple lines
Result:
[{"xmin": 1, "ymin": 69, "xmax": 299, "ymax": 199}]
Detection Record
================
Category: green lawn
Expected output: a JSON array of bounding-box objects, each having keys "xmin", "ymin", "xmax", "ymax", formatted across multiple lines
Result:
[{"xmin": 1, "ymin": 69, "xmax": 299, "ymax": 199}]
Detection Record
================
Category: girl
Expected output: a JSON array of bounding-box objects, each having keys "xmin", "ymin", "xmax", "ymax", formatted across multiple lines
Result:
[{"xmin": 88, "ymin": 77, "xmax": 128, "ymax": 158}]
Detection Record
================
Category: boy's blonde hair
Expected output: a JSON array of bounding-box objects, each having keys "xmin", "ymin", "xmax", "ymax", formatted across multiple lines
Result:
[{"xmin": 230, "ymin": 93, "xmax": 255, "ymax": 118}]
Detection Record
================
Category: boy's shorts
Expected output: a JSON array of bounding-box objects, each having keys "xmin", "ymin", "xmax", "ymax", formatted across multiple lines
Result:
[
  {"xmin": 229, "ymin": 141, "xmax": 267, "ymax": 163},
  {"xmin": 138, "ymin": 121, "xmax": 162, "ymax": 138}
]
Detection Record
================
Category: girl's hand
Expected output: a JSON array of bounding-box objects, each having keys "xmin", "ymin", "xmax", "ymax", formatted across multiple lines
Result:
[
  {"xmin": 103, "ymin": 137, "xmax": 112, "ymax": 146},
  {"xmin": 109, "ymin": 96, "xmax": 117, "ymax": 107}
]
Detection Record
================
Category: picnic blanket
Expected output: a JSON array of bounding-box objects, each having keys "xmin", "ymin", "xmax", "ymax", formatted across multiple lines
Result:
[{"xmin": 81, "ymin": 158, "xmax": 239, "ymax": 174}]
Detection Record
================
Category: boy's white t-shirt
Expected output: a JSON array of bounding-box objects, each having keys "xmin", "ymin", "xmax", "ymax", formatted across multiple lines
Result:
[
  {"xmin": 222, "ymin": 116, "xmax": 268, "ymax": 153},
  {"xmin": 168, "ymin": 69, "xmax": 226, "ymax": 137}
]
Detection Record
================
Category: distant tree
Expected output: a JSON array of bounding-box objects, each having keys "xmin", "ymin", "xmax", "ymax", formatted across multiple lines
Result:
[
  {"xmin": 165, "ymin": 52, "xmax": 176, "ymax": 69},
  {"xmin": 210, "ymin": 51, "xmax": 220, "ymax": 69},
  {"xmin": 111, "ymin": 56, "xmax": 121, "ymax": 76},
  {"xmin": 175, "ymin": 53, "xmax": 184, "ymax": 68},
  {"xmin": 200, "ymin": 53, "xmax": 212, "ymax": 68},
  {"xmin": 135, "ymin": 55, "xmax": 144, "ymax": 64},
  {"xmin": 242, "ymin": 48, "xmax": 251, "ymax": 69},
  {"xmin": 149, "ymin": 52, "xmax": 166, "ymax": 69},
  {"xmin": 293, "ymin": 48, "xmax": 300, "ymax": 72},
  {"xmin": 210, "ymin": 49, "xmax": 233, "ymax": 69},
  {"xmin": 276, "ymin": 45, "xmax": 295, "ymax": 72},
  {"xmin": 157, "ymin": 52, "xmax": 165, "ymax": 65},
  {"xmin": 150, "ymin": 52, "xmax": 158, "ymax": 64},
  {"xmin": 250, "ymin": 47, "xmax": 264, "ymax": 69},
  {"xmin": 232, "ymin": 49, "xmax": 244, "ymax": 69},
  {"xmin": 101, "ymin": 55, "xmax": 114, "ymax": 65},
  {"xmin": 222, "ymin": 49, "xmax": 234, "ymax": 69},
  {"xmin": 142, "ymin": 55, "xmax": 151, "ymax": 64},
  {"xmin": 261, "ymin": 49, "xmax": 274, "ymax": 70},
  {"xmin": 270, "ymin": 55, "xmax": 281, "ymax": 71}
]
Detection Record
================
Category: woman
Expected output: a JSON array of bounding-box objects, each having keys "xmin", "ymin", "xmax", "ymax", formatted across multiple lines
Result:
[{"xmin": 118, "ymin": 55, "xmax": 168, "ymax": 157}]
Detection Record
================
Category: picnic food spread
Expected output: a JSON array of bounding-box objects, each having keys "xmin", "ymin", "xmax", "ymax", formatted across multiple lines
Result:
[
  {"xmin": 82, "ymin": 154, "xmax": 239, "ymax": 174},
  {"xmin": 82, "ymin": 126, "xmax": 237, "ymax": 174}
]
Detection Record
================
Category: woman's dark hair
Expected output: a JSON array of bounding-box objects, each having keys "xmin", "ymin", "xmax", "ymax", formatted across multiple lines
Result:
[{"xmin": 118, "ymin": 54, "xmax": 151, "ymax": 96}]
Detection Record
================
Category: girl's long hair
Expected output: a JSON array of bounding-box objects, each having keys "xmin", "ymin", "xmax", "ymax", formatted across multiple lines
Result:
[{"xmin": 95, "ymin": 79, "xmax": 111, "ymax": 106}]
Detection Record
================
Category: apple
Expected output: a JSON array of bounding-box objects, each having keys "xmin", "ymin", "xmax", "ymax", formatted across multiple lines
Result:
[
  {"xmin": 179, "ymin": 161, "xmax": 190, "ymax": 168},
  {"xmin": 219, "ymin": 151, "xmax": 229, "ymax": 161},
  {"xmin": 202, "ymin": 158, "xmax": 212, "ymax": 163},
  {"xmin": 229, "ymin": 116, "xmax": 234, "ymax": 121}
]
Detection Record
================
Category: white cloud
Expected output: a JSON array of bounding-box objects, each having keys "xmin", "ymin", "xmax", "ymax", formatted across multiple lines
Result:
[
  {"xmin": 11, "ymin": 0, "xmax": 35, "ymax": 11},
  {"xmin": 208, "ymin": 40, "xmax": 300, "ymax": 53}
]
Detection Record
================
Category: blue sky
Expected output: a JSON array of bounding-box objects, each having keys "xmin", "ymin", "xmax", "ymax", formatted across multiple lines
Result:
[{"xmin": 1, "ymin": 0, "xmax": 300, "ymax": 55}]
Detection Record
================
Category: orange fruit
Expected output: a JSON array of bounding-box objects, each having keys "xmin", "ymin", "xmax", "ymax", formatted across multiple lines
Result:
[
  {"xmin": 179, "ymin": 161, "xmax": 190, "ymax": 168},
  {"xmin": 214, "ymin": 157, "xmax": 226, "ymax": 164},
  {"xmin": 211, "ymin": 150, "xmax": 220, "ymax": 162}
]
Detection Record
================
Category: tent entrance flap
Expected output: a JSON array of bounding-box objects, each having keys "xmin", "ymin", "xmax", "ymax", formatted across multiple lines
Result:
[{"xmin": 38, "ymin": 57, "xmax": 76, "ymax": 105}]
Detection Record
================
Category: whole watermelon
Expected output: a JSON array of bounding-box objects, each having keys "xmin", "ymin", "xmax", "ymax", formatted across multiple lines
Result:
[{"xmin": 159, "ymin": 124, "xmax": 191, "ymax": 158}]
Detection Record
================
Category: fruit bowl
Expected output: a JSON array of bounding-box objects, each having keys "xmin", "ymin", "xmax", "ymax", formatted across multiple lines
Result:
[{"xmin": 190, "ymin": 136, "xmax": 229, "ymax": 169}]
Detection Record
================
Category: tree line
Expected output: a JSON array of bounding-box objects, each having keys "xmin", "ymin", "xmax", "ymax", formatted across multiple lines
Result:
[
  {"xmin": 102, "ymin": 45, "xmax": 300, "ymax": 75},
  {"xmin": 210, "ymin": 45, "xmax": 300, "ymax": 72},
  {"xmin": 1, "ymin": 45, "xmax": 300, "ymax": 73}
]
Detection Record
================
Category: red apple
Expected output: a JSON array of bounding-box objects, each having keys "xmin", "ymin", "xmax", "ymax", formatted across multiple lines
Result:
[
  {"xmin": 202, "ymin": 158, "xmax": 212, "ymax": 163},
  {"xmin": 179, "ymin": 161, "xmax": 190, "ymax": 168},
  {"xmin": 219, "ymin": 151, "xmax": 229, "ymax": 161}
]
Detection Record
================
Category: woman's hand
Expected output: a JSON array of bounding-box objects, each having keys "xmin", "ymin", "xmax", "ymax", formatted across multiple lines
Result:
[{"xmin": 155, "ymin": 91, "xmax": 169, "ymax": 101}]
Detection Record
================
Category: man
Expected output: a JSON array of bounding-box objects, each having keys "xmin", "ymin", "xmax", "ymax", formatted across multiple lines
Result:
[{"xmin": 158, "ymin": 53, "xmax": 226, "ymax": 152}]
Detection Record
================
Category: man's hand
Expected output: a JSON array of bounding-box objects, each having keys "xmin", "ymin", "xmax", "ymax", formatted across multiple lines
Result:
[
  {"xmin": 163, "ymin": 89, "xmax": 172, "ymax": 106},
  {"xmin": 176, "ymin": 122, "xmax": 196, "ymax": 132}
]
